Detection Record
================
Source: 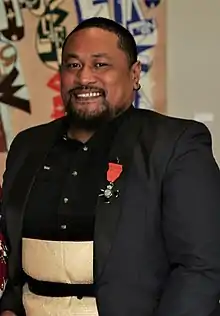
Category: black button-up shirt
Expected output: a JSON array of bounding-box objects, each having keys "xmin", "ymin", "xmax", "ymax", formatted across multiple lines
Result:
[{"xmin": 23, "ymin": 108, "xmax": 132, "ymax": 242}]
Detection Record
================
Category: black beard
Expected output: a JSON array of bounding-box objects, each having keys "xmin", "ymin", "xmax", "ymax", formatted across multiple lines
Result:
[{"xmin": 65, "ymin": 95, "xmax": 114, "ymax": 131}]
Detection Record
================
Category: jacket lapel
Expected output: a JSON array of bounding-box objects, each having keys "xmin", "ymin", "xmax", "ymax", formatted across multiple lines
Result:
[{"xmin": 94, "ymin": 109, "xmax": 143, "ymax": 281}]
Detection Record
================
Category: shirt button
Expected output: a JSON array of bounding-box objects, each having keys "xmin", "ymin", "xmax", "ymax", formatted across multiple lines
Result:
[
  {"xmin": 72, "ymin": 170, "xmax": 78, "ymax": 176},
  {"xmin": 60, "ymin": 224, "xmax": 67, "ymax": 230},
  {"xmin": 83, "ymin": 146, "xmax": 88, "ymax": 151},
  {"xmin": 63, "ymin": 197, "xmax": 68, "ymax": 203}
]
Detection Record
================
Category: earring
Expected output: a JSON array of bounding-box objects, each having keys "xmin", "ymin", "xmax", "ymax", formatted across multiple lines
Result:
[{"xmin": 134, "ymin": 83, "xmax": 141, "ymax": 91}]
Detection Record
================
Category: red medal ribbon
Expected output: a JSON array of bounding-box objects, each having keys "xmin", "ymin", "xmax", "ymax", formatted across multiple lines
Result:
[{"xmin": 107, "ymin": 163, "xmax": 123, "ymax": 183}]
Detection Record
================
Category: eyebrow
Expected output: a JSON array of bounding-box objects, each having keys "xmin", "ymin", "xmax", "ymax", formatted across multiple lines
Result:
[
  {"xmin": 64, "ymin": 53, "xmax": 111, "ymax": 60},
  {"xmin": 91, "ymin": 53, "xmax": 110, "ymax": 58}
]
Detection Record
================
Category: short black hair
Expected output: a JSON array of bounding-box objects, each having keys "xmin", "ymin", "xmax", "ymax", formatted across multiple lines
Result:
[{"xmin": 62, "ymin": 17, "xmax": 137, "ymax": 67}]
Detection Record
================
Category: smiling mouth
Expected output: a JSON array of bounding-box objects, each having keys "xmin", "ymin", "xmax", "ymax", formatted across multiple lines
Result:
[{"xmin": 75, "ymin": 91, "xmax": 102, "ymax": 99}]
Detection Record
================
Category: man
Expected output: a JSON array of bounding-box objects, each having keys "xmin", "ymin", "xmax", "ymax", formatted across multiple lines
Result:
[{"xmin": 0, "ymin": 17, "xmax": 220, "ymax": 316}]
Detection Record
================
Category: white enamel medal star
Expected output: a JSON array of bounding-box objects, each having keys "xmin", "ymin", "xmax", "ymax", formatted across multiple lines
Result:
[{"xmin": 99, "ymin": 182, "xmax": 120, "ymax": 204}]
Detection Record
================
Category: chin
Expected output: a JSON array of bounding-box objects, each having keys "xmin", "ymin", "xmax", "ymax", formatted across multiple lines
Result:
[
  {"xmin": 65, "ymin": 98, "xmax": 116, "ymax": 126},
  {"xmin": 66, "ymin": 108, "xmax": 112, "ymax": 130}
]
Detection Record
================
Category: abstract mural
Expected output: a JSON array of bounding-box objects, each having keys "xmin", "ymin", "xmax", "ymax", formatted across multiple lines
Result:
[{"xmin": 0, "ymin": 0, "xmax": 166, "ymax": 179}]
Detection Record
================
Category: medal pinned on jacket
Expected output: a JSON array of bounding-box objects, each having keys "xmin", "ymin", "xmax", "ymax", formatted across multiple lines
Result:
[{"xmin": 99, "ymin": 162, "xmax": 123, "ymax": 204}]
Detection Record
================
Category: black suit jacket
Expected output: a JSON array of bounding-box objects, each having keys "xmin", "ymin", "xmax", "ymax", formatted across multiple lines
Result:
[{"xmin": 1, "ymin": 108, "xmax": 220, "ymax": 316}]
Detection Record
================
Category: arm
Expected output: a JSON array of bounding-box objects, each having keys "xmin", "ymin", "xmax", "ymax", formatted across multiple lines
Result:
[
  {"xmin": 0, "ymin": 134, "xmax": 26, "ymax": 316},
  {"xmin": 157, "ymin": 122, "xmax": 220, "ymax": 316}
]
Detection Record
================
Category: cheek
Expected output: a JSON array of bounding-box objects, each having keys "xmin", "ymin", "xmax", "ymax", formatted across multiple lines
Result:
[
  {"xmin": 60, "ymin": 73, "xmax": 74, "ymax": 91},
  {"xmin": 60, "ymin": 75, "xmax": 71, "ymax": 104},
  {"xmin": 105, "ymin": 78, "xmax": 134, "ymax": 105},
  {"xmin": 106, "ymin": 88, "xmax": 122, "ymax": 104}
]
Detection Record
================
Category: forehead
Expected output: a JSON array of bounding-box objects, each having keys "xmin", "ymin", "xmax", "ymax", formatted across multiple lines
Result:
[{"xmin": 63, "ymin": 28, "xmax": 127, "ymax": 61}]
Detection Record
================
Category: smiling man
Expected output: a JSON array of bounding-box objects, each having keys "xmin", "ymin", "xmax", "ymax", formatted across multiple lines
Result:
[
  {"xmin": 0, "ymin": 17, "xmax": 220, "ymax": 316},
  {"xmin": 60, "ymin": 23, "xmax": 141, "ymax": 141}
]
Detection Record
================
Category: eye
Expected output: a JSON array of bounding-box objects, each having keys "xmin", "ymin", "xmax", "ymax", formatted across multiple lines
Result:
[
  {"xmin": 64, "ymin": 63, "xmax": 80, "ymax": 69},
  {"xmin": 95, "ymin": 63, "xmax": 108, "ymax": 68}
]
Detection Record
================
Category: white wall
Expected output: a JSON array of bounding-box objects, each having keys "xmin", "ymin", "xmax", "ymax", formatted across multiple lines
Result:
[{"xmin": 167, "ymin": 0, "xmax": 220, "ymax": 164}]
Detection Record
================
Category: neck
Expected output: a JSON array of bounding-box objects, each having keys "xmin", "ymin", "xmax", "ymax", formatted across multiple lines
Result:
[{"xmin": 67, "ymin": 126, "xmax": 95, "ymax": 143}]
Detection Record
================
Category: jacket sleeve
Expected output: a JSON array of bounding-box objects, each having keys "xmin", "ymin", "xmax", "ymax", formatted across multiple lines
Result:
[
  {"xmin": 157, "ymin": 121, "xmax": 220, "ymax": 316},
  {"xmin": 0, "ymin": 134, "xmax": 26, "ymax": 316}
]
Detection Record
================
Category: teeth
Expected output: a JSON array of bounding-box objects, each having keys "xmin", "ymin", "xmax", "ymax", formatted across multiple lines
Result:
[{"xmin": 77, "ymin": 92, "xmax": 101, "ymax": 98}]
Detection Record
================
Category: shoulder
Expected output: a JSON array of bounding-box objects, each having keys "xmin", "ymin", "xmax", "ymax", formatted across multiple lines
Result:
[
  {"xmin": 134, "ymin": 108, "xmax": 210, "ymax": 144},
  {"xmin": 9, "ymin": 118, "xmax": 64, "ymax": 151},
  {"xmin": 133, "ymin": 109, "xmax": 213, "ymax": 173},
  {"xmin": 5, "ymin": 118, "xmax": 64, "ymax": 172},
  {"xmin": 13, "ymin": 117, "xmax": 63, "ymax": 141}
]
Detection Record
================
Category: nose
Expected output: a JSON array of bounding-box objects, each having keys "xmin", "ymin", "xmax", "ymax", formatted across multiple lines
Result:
[{"xmin": 77, "ymin": 65, "xmax": 96, "ymax": 86}]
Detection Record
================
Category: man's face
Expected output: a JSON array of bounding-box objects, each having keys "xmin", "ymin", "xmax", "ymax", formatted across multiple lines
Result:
[{"xmin": 60, "ymin": 27, "xmax": 141, "ymax": 126}]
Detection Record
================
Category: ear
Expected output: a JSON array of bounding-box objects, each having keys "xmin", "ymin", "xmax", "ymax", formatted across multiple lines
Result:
[{"xmin": 131, "ymin": 61, "xmax": 141, "ymax": 87}]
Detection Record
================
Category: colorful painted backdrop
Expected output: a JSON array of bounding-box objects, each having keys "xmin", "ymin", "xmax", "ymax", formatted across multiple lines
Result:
[{"xmin": 0, "ymin": 0, "xmax": 166, "ymax": 179}]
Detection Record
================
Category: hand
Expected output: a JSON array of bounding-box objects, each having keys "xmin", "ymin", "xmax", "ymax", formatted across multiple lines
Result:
[{"xmin": 0, "ymin": 312, "xmax": 17, "ymax": 316}]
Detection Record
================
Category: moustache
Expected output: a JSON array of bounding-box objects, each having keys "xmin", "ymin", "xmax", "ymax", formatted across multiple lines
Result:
[{"xmin": 69, "ymin": 86, "xmax": 106, "ymax": 97}]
